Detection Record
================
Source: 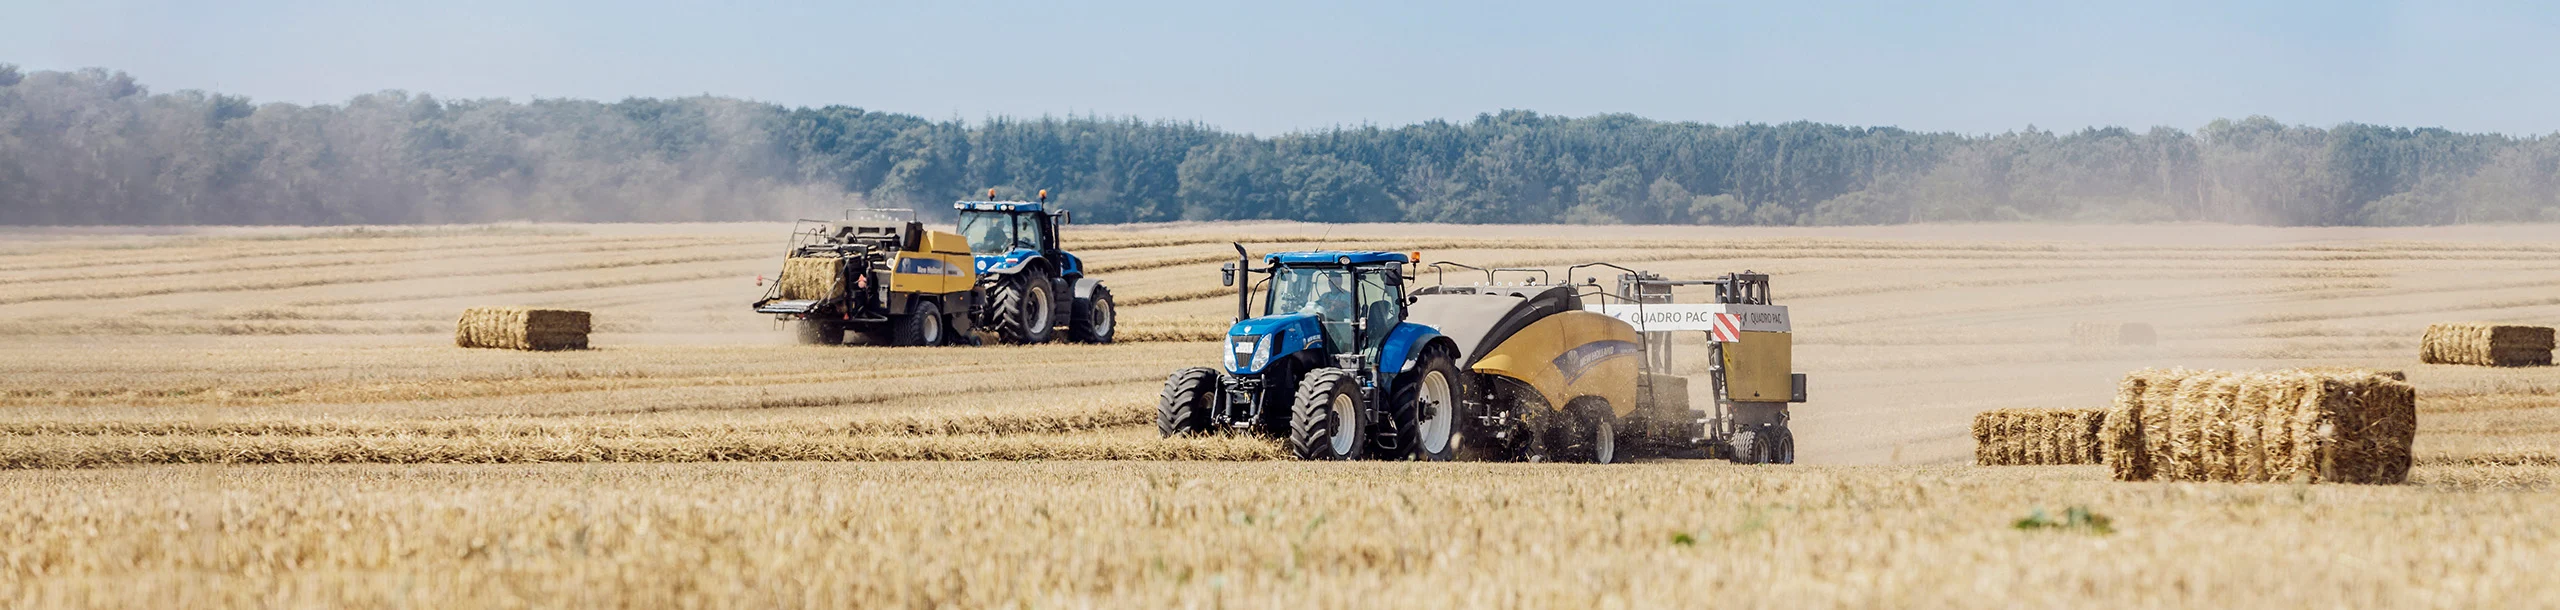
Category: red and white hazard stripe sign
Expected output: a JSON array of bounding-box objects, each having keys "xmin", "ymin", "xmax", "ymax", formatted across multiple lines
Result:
[{"xmin": 1710, "ymin": 312, "xmax": 1742, "ymax": 342}]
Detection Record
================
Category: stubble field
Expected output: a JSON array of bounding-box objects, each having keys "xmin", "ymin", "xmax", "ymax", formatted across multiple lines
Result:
[{"xmin": 2, "ymin": 221, "xmax": 2556, "ymax": 608}]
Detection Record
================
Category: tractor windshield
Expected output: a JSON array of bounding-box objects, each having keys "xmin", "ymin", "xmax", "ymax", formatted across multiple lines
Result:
[
  {"xmin": 956, "ymin": 211, "xmax": 1044, "ymax": 254},
  {"xmin": 1266, "ymin": 264, "xmax": 1401, "ymax": 354}
]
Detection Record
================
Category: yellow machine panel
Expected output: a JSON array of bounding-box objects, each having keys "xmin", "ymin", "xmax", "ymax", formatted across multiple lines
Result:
[
  {"xmin": 1470, "ymin": 311, "xmax": 1643, "ymax": 418},
  {"xmin": 917, "ymin": 231, "xmax": 972, "ymax": 256},
  {"xmin": 1721, "ymin": 331, "xmax": 1793, "ymax": 402},
  {"xmin": 889, "ymin": 230, "xmax": 975, "ymax": 295}
]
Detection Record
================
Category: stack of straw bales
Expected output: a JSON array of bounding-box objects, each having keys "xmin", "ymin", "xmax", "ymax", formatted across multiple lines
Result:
[
  {"xmin": 455, "ymin": 307, "xmax": 591, "ymax": 351},
  {"xmin": 774, "ymin": 256, "xmax": 847, "ymax": 301},
  {"xmin": 1971, "ymin": 408, "xmax": 2105, "ymax": 465},
  {"xmin": 2071, "ymin": 322, "xmax": 2158, "ymax": 346},
  {"xmin": 2102, "ymin": 368, "xmax": 2414, "ymax": 484},
  {"xmin": 2420, "ymin": 323, "xmax": 2554, "ymax": 367}
]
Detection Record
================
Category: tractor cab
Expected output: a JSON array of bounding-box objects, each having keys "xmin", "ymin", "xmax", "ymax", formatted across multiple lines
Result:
[
  {"xmin": 1224, "ymin": 251, "xmax": 1411, "ymax": 376},
  {"xmin": 953, "ymin": 198, "xmax": 1079, "ymax": 278}
]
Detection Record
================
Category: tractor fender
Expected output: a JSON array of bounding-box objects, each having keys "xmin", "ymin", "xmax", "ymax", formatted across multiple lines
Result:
[
  {"xmin": 1056, "ymin": 252, "xmax": 1085, "ymax": 277},
  {"xmin": 1071, "ymin": 277, "xmax": 1106, "ymax": 300},
  {"xmin": 1379, "ymin": 322, "xmax": 1455, "ymax": 375}
]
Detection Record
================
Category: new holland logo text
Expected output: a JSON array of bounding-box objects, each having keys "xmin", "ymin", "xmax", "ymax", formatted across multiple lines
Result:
[{"xmin": 1551, "ymin": 340, "xmax": 1639, "ymax": 384}]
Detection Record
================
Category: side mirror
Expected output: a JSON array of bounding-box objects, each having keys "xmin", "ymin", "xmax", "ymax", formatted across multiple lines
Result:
[
  {"xmin": 1220, "ymin": 263, "xmax": 1237, "ymax": 287},
  {"xmin": 1056, "ymin": 210, "xmax": 1071, "ymax": 225}
]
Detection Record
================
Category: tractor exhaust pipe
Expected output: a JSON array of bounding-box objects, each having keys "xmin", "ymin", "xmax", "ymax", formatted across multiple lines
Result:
[{"xmin": 1228, "ymin": 243, "xmax": 1251, "ymax": 323}]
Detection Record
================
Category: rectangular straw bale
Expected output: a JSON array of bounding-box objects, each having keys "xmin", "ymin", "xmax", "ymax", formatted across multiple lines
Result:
[
  {"xmin": 2421, "ymin": 323, "xmax": 2555, "ymax": 367},
  {"xmin": 1971, "ymin": 412, "xmax": 1997, "ymax": 465},
  {"xmin": 774, "ymin": 256, "xmax": 847, "ymax": 301},
  {"xmin": 2166, "ymin": 372, "xmax": 2232, "ymax": 481},
  {"xmin": 2328, "ymin": 372, "xmax": 2418, "ymax": 484},
  {"xmin": 2229, "ymin": 375, "xmax": 2280, "ymax": 483},
  {"xmin": 2104, "ymin": 372, "xmax": 2155, "ymax": 480},
  {"xmin": 1973, "ymin": 408, "xmax": 2106, "ymax": 466},
  {"xmin": 2138, "ymin": 369, "xmax": 2191, "ymax": 479},
  {"xmin": 455, "ymin": 307, "xmax": 591, "ymax": 351},
  {"xmin": 2201, "ymin": 376, "xmax": 2246, "ymax": 482}
]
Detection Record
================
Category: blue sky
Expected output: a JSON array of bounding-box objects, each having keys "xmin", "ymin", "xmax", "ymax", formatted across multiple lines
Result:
[{"xmin": 7, "ymin": 0, "xmax": 2557, "ymax": 135}]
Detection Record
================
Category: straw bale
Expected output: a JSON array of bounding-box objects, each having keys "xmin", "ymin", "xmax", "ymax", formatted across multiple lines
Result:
[
  {"xmin": 2136, "ymin": 369, "xmax": 2189, "ymax": 479},
  {"xmin": 2103, "ymin": 372, "xmax": 2154, "ymax": 480},
  {"xmin": 2420, "ymin": 323, "xmax": 2555, "ymax": 367},
  {"xmin": 775, "ymin": 256, "xmax": 848, "ymax": 301},
  {"xmin": 2165, "ymin": 372, "xmax": 2232, "ymax": 481},
  {"xmin": 2229, "ymin": 376, "xmax": 2278, "ymax": 483},
  {"xmin": 2328, "ymin": 372, "xmax": 2418, "ymax": 484},
  {"xmin": 455, "ymin": 307, "xmax": 591, "ymax": 351},
  {"xmin": 1972, "ymin": 408, "xmax": 2106, "ymax": 466}
]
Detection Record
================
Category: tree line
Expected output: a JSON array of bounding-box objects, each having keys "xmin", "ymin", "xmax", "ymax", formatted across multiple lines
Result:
[{"xmin": 3, "ymin": 65, "xmax": 2555, "ymax": 226}]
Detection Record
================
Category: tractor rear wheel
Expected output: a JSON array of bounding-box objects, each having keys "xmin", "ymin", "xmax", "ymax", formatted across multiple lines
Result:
[
  {"xmin": 794, "ymin": 319, "xmax": 841, "ymax": 345},
  {"xmin": 1287, "ymin": 369, "xmax": 1366, "ymax": 461},
  {"xmin": 987, "ymin": 275, "xmax": 1055, "ymax": 344},
  {"xmin": 891, "ymin": 300, "xmax": 944, "ymax": 347},
  {"xmin": 1158, "ymin": 367, "xmax": 1218, "ymax": 437},
  {"xmin": 1388, "ymin": 346, "xmax": 1463, "ymax": 461},
  {"xmin": 1068, "ymin": 285, "xmax": 1116, "ymax": 343}
]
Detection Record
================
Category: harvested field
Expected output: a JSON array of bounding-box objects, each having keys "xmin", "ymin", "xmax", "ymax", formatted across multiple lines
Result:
[
  {"xmin": 4, "ymin": 222, "xmax": 2560, "ymax": 607},
  {"xmin": 6, "ymin": 461, "xmax": 2560, "ymax": 608}
]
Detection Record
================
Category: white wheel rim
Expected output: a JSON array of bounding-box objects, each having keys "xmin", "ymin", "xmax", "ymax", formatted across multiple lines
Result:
[
  {"xmin": 1029, "ymin": 286, "xmax": 1051, "ymax": 329},
  {"xmin": 1329, "ymin": 393, "xmax": 1357, "ymax": 456},
  {"xmin": 1092, "ymin": 299, "xmax": 1114, "ymax": 335},
  {"xmin": 1418, "ymin": 370, "xmax": 1453, "ymax": 454},
  {"xmin": 1594, "ymin": 419, "xmax": 1615, "ymax": 463},
  {"xmin": 921, "ymin": 311, "xmax": 941, "ymax": 344}
]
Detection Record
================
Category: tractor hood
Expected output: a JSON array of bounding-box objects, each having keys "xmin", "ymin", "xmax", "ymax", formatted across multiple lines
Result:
[
  {"xmin": 1224, "ymin": 313, "xmax": 1324, "ymax": 375},
  {"xmin": 973, "ymin": 249, "xmax": 1039, "ymax": 275}
]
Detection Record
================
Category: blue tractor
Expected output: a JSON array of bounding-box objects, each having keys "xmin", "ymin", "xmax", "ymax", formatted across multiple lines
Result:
[
  {"xmin": 1157, "ymin": 246, "xmax": 1467, "ymax": 460},
  {"xmin": 952, "ymin": 190, "xmax": 1115, "ymax": 344}
]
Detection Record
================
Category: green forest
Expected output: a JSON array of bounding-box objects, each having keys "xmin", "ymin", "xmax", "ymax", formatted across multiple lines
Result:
[{"xmin": 3, "ymin": 65, "xmax": 2556, "ymax": 226}]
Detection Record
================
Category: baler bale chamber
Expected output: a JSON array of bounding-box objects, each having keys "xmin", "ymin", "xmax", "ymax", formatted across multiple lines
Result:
[{"xmin": 1407, "ymin": 263, "xmax": 1806, "ymax": 464}]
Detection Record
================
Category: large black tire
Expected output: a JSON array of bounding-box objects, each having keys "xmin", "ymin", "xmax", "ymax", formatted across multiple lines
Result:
[
  {"xmin": 1158, "ymin": 367, "xmax": 1218, "ymax": 437},
  {"xmin": 794, "ymin": 319, "xmax": 841, "ymax": 345},
  {"xmin": 1386, "ymin": 346, "xmax": 1463, "ymax": 461},
  {"xmin": 1729, "ymin": 428, "xmax": 1765, "ymax": 465},
  {"xmin": 890, "ymin": 300, "xmax": 944, "ymax": 347},
  {"xmin": 1767, "ymin": 423, "xmax": 1796, "ymax": 465},
  {"xmin": 1068, "ymin": 284, "xmax": 1116, "ymax": 344},
  {"xmin": 987, "ymin": 275, "xmax": 1056, "ymax": 344},
  {"xmin": 1287, "ymin": 369, "xmax": 1366, "ymax": 461},
  {"xmin": 1580, "ymin": 403, "xmax": 1622, "ymax": 464}
]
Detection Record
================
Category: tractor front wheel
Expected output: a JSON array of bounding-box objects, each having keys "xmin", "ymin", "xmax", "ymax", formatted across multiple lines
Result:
[
  {"xmin": 987, "ymin": 275, "xmax": 1055, "ymax": 344},
  {"xmin": 1287, "ymin": 369, "xmax": 1366, "ymax": 461},
  {"xmin": 1388, "ymin": 346, "xmax": 1463, "ymax": 461},
  {"xmin": 1158, "ymin": 367, "xmax": 1218, "ymax": 437},
  {"xmin": 1068, "ymin": 285, "xmax": 1116, "ymax": 343}
]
